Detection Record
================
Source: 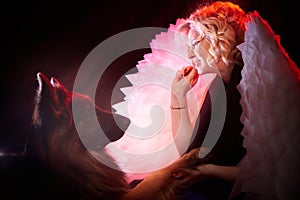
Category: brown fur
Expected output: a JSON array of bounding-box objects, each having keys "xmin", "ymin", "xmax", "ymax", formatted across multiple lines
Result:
[{"xmin": 32, "ymin": 73, "xmax": 199, "ymax": 200}]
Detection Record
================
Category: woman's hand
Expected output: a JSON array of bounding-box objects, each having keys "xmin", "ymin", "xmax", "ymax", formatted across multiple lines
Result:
[
  {"xmin": 171, "ymin": 66, "xmax": 199, "ymax": 98},
  {"xmin": 171, "ymin": 149, "xmax": 240, "ymax": 193},
  {"xmin": 172, "ymin": 164, "xmax": 212, "ymax": 192},
  {"xmin": 171, "ymin": 147, "xmax": 211, "ymax": 192}
]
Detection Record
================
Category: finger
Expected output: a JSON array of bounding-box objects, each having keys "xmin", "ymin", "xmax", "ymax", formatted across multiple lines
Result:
[
  {"xmin": 192, "ymin": 74, "xmax": 199, "ymax": 86},
  {"xmin": 174, "ymin": 183, "xmax": 187, "ymax": 194},
  {"xmin": 175, "ymin": 177, "xmax": 192, "ymax": 190},
  {"xmin": 185, "ymin": 68, "xmax": 199, "ymax": 86},
  {"xmin": 186, "ymin": 67, "xmax": 198, "ymax": 79},
  {"xmin": 179, "ymin": 67, "xmax": 186, "ymax": 74},
  {"xmin": 172, "ymin": 171, "xmax": 185, "ymax": 179},
  {"xmin": 172, "ymin": 168, "xmax": 190, "ymax": 179},
  {"xmin": 174, "ymin": 70, "xmax": 184, "ymax": 82},
  {"xmin": 183, "ymin": 66, "xmax": 193, "ymax": 76}
]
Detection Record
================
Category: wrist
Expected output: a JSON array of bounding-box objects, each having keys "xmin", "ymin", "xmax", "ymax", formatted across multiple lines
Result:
[
  {"xmin": 171, "ymin": 93, "xmax": 186, "ymax": 106},
  {"xmin": 171, "ymin": 88, "xmax": 187, "ymax": 100},
  {"xmin": 196, "ymin": 164, "xmax": 214, "ymax": 178}
]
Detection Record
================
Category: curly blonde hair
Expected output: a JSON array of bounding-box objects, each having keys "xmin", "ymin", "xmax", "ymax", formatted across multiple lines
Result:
[{"xmin": 179, "ymin": 1, "xmax": 248, "ymax": 67}]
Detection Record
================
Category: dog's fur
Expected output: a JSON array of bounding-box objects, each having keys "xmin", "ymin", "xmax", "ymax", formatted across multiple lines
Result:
[{"xmin": 32, "ymin": 72, "xmax": 199, "ymax": 200}]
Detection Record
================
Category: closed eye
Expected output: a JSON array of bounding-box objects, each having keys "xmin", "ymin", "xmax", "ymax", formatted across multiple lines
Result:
[
  {"xmin": 191, "ymin": 39, "xmax": 200, "ymax": 46},
  {"xmin": 191, "ymin": 37, "xmax": 205, "ymax": 47}
]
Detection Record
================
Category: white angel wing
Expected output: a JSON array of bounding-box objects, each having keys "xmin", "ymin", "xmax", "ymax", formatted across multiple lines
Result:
[{"xmin": 231, "ymin": 11, "xmax": 300, "ymax": 200}]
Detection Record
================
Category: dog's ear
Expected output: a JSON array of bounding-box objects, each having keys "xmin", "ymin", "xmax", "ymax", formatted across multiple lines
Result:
[
  {"xmin": 50, "ymin": 76, "xmax": 68, "ymax": 92},
  {"xmin": 33, "ymin": 72, "xmax": 54, "ymax": 128},
  {"xmin": 50, "ymin": 76, "xmax": 70, "ymax": 105},
  {"xmin": 36, "ymin": 72, "xmax": 53, "ymax": 102}
]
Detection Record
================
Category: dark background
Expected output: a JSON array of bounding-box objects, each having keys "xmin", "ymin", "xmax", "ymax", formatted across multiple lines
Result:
[{"xmin": 0, "ymin": 0, "xmax": 298, "ymax": 198}]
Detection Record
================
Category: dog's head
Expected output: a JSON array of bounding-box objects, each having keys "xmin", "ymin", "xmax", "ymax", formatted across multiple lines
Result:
[
  {"xmin": 32, "ymin": 72, "xmax": 72, "ymax": 130},
  {"xmin": 33, "ymin": 72, "xmax": 127, "ymax": 147},
  {"xmin": 31, "ymin": 72, "xmax": 129, "ymax": 199}
]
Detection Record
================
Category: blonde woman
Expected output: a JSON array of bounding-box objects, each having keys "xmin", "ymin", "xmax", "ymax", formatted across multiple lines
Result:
[
  {"xmin": 170, "ymin": 2, "xmax": 248, "ymax": 199},
  {"xmin": 171, "ymin": 0, "xmax": 300, "ymax": 199}
]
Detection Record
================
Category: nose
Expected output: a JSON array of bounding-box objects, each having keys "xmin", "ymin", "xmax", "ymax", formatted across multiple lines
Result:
[{"xmin": 187, "ymin": 46, "xmax": 195, "ymax": 59}]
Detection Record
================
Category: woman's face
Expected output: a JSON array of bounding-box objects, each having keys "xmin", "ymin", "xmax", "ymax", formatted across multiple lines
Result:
[
  {"xmin": 188, "ymin": 37, "xmax": 212, "ymax": 73},
  {"xmin": 187, "ymin": 30, "xmax": 233, "ymax": 83}
]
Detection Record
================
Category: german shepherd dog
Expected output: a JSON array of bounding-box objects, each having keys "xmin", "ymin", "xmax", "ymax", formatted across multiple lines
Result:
[{"xmin": 32, "ymin": 72, "xmax": 200, "ymax": 200}]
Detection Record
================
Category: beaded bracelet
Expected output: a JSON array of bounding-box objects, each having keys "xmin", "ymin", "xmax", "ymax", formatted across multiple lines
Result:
[{"xmin": 170, "ymin": 105, "xmax": 186, "ymax": 110}]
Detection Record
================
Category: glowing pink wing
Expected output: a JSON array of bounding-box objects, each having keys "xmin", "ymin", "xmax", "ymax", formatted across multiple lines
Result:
[{"xmin": 104, "ymin": 19, "xmax": 216, "ymax": 183}]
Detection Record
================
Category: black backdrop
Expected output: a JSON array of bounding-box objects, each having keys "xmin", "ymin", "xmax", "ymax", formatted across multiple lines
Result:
[{"xmin": 0, "ymin": 0, "xmax": 298, "ymax": 199}]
